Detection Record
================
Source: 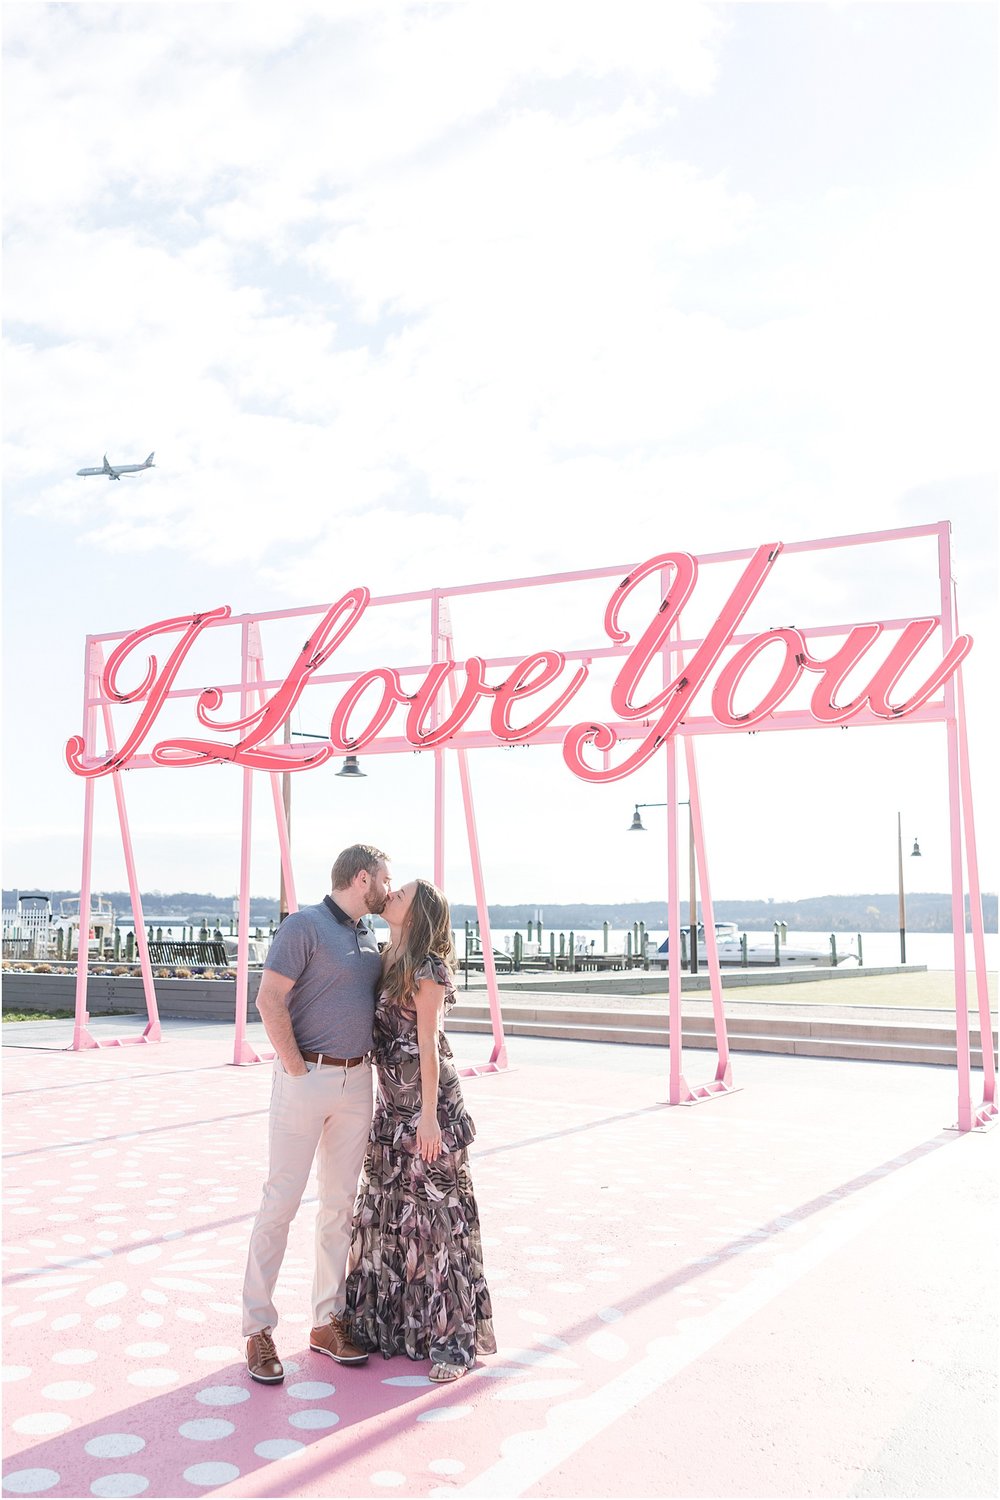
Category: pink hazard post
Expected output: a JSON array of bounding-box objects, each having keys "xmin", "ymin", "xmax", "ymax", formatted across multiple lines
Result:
[{"xmin": 65, "ymin": 522, "xmax": 994, "ymax": 1132}]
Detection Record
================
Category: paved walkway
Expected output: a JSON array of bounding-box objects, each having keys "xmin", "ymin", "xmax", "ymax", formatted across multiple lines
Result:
[
  {"xmin": 456, "ymin": 968, "xmax": 999, "ymax": 1021},
  {"xmin": 2, "ymin": 1019, "xmax": 997, "ymax": 1498}
]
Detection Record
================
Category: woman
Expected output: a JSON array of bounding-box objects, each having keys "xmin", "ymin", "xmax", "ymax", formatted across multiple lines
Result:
[{"xmin": 345, "ymin": 878, "xmax": 496, "ymax": 1382}]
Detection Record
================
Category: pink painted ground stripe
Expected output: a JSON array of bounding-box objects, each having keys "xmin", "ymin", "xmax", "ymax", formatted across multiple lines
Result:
[{"xmin": 3, "ymin": 1033, "xmax": 995, "ymax": 1499}]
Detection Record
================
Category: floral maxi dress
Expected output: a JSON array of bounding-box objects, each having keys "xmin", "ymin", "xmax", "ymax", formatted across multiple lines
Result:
[{"xmin": 345, "ymin": 956, "xmax": 496, "ymax": 1369}]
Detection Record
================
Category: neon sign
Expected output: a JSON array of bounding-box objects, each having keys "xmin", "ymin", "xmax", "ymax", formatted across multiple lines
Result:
[{"xmin": 66, "ymin": 541, "xmax": 972, "ymax": 785}]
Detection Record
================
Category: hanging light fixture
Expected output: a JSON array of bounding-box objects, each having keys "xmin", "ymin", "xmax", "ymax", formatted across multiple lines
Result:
[
  {"xmin": 911, "ymin": 837, "xmax": 922, "ymax": 857},
  {"xmin": 628, "ymin": 807, "xmax": 645, "ymax": 832},
  {"xmin": 336, "ymin": 755, "xmax": 366, "ymax": 778}
]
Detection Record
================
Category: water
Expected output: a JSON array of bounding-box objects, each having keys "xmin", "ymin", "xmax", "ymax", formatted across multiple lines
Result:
[
  {"xmin": 85, "ymin": 921, "xmax": 999, "ymax": 972},
  {"xmin": 453, "ymin": 927, "xmax": 999, "ymax": 972}
]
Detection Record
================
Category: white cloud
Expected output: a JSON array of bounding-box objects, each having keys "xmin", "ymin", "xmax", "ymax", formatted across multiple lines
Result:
[{"xmin": 3, "ymin": 2, "xmax": 996, "ymax": 901}]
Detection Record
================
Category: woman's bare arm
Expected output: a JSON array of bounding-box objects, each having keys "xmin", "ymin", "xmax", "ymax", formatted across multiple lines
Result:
[{"xmin": 413, "ymin": 976, "xmax": 445, "ymax": 1161}]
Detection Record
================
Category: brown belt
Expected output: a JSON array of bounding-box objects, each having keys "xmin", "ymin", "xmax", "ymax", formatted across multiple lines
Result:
[{"xmin": 300, "ymin": 1050, "xmax": 369, "ymax": 1068}]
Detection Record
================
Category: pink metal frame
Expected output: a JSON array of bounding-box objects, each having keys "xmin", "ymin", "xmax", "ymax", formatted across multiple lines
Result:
[{"xmin": 68, "ymin": 522, "xmax": 995, "ymax": 1130}]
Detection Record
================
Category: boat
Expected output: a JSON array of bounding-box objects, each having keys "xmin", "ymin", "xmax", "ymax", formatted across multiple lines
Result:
[
  {"xmin": 57, "ymin": 895, "xmax": 116, "ymax": 958},
  {"xmin": 651, "ymin": 921, "xmax": 858, "ymax": 968}
]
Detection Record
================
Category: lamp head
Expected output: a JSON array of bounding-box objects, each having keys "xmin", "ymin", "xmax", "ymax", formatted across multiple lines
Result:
[
  {"xmin": 628, "ymin": 808, "xmax": 645, "ymax": 832},
  {"xmin": 911, "ymin": 838, "xmax": 921, "ymax": 857},
  {"xmin": 336, "ymin": 755, "xmax": 366, "ymax": 778}
]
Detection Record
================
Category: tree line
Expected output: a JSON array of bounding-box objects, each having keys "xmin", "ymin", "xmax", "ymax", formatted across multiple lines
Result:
[{"xmin": 6, "ymin": 888, "xmax": 996, "ymax": 933}]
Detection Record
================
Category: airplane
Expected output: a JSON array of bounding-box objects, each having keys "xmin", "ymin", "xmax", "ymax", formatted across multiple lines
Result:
[{"xmin": 77, "ymin": 452, "xmax": 155, "ymax": 480}]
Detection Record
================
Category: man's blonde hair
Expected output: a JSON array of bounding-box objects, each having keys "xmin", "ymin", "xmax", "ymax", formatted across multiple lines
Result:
[{"xmin": 331, "ymin": 843, "xmax": 389, "ymax": 890}]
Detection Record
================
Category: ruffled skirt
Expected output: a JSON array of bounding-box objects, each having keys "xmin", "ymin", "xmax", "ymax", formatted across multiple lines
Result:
[{"xmin": 345, "ymin": 1108, "xmax": 496, "ymax": 1367}]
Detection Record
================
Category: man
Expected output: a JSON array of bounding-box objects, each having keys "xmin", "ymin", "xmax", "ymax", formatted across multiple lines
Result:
[{"xmin": 242, "ymin": 842, "xmax": 391, "ymax": 1384}]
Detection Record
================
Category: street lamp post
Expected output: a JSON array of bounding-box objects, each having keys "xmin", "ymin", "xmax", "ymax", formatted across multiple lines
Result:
[
  {"xmin": 629, "ymin": 801, "xmax": 698, "ymax": 974},
  {"xmin": 897, "ymin": 812, "xmax": 922, "ymax": 964}
]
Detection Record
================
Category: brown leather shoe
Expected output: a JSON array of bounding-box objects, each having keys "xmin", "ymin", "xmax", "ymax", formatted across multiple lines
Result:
[
  {"xmin": 309, "ymin": 1314, "xmax": 368, "ymax": 1365},
  {"xmin": 246, "ymin": 1328, "xmax": 284, "ymax": 1383}
]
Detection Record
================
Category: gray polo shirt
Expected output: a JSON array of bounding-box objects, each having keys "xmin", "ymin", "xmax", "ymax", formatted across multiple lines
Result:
[{"xmin": 263, "ymin": 897, "xmax": 381, "ymax": 1057}]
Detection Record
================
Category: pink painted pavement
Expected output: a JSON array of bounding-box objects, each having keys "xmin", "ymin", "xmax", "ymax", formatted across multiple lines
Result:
[{"xmin": 2, "ymin": 1027, "xmax": 997, "ymax": 1499}]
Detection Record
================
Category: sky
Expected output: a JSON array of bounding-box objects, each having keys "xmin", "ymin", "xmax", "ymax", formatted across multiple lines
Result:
[{"xmin": 3, "ymin": 0, "xmax": 997, "ymax": 911}]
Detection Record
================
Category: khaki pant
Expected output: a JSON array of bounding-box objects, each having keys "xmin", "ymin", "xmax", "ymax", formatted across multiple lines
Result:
[{"xmin": 242, "ymin": 1058, "xmax": 374, "ymax": 1337}]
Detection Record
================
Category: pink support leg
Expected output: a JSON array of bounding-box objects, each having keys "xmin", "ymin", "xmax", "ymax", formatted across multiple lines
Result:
[
  {"xmin": 441, "ymin": 613, "xmax": 508, "ymax": 1076},
  {"xmin": 432, "ymin": 593, "xmax": 446, "ymax": 889},
  {"xmin": 71, "ymin": 640, "xmax": 161, "ymax": 1049},
  {"xmin": 108, "ymin": 767, "xmax": 161, "ymax": 1043},
  {"xmin": 93, "ymin": 663, "xmax": 161, "ymax": 1044},
  {"xmin": 953, "ymin": 661, "xmax": 997, "ymax": 1129},
  {"xmin": 454, "ymin": 741, "xmax": 508, "ymax": 1074},
  {"xmin": 938, "ymin": 529, "xmax": 979, "ymax": 1134},
  {"xmin": 681, "ymin": 734, "xmax": 740, "ymax": 1103},
  {"xmin": 72, "ymin": 775, "xmax": 98, "ymax": 1051},
  {"xmin": 945, "ymin": 719, "xmax": 973, "ymax": 1132},
  {"xmin": 269, "ymin": 768, "xmax": 298, "ymax": 916},
  {"xmin": 665, "ymin": 738, "xmax": 692, "ymax": 1105},
  {"xmin": 232, "ymin": 623, "xmax": 267, "ymax": 1065}
]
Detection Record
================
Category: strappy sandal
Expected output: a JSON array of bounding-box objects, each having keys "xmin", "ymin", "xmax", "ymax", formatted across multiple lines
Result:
[{"xmin": 429, "ymin": 1360, "xmax": 467, "ymax": 1383}]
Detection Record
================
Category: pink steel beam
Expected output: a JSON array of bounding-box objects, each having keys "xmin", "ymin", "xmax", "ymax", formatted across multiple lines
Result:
[
  {"xmin": 452, "ymin": 739, "xmax": 508, "ymax": 1074},
  {"xmin": 72, "ymin": 773, "xmax": 97, "ymax": 1050},
  {"xmin": 232, "ymin": 622, "xmax": 261, "ymax": 1066},
  {"xmin": 268, "ymin": 765, "xmax": 298, "ymax": 918},
  {"xmin": 682, "ymin": 732, "xmax": 739, "ymax": 1102},
  {"xmin": 71, "ymin": 643, "xmax": 99, "ymax": 1050},
  {"xmin": 937, "ymin": 527, "xmax": 975, "ymax": 1133},
  {"xmin": 944, "ymin": 715, "xmax": 973, "ymax": 1133},
  {"xmin": 442, "ymin": 627, "xmax": 508, "ymax": 1075},
  {"xmin": 432, "ymin": 592, "xmax": 445, "ymax": 890},
  {"xmin": 259, "ymin": 654, "xmax": 298, "ymax": 920},
  {"xmin": 70, "ymin": 643, "xmax": 160, "ymax": 1050},
  {"xmin": 664, "ymin": 735, "xmax": 690, "ymax": 1105},
  {"xmin": 658, "ymin": 604, "xmax": 738, "ymax": 1109},
  {"xmin": 954, "ymin": 653, "xmax": 997, "ymax": 1129},
  {"xmin": 98, "ymin": 670, "xmax": 160, "ymax": 1044},
  {"xmin": 82, "ymin": 520, "xmax": 950, "ymax": 644}
]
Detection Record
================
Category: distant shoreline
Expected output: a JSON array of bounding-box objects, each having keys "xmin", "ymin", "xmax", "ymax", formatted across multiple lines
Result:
[{"xmin": 5, "ymin": 888, "xmax": 997, "ymax": 935}]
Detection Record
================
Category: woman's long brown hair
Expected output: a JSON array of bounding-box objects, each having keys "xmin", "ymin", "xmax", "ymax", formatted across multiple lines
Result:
[{"xmin": 382, "ymin": 878, "xmax": 457, "ymax": 1005}]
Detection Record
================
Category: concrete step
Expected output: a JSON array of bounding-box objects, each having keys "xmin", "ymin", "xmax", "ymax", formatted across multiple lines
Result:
[{"xmin": 447, "ymin": 1005, "xmax": 995, "ymax": 1067}]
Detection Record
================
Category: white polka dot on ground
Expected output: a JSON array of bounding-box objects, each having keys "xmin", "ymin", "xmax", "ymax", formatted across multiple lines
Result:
[
  {"xmin": 12, "ymin": 1413, "xmax": 72, "ymax": 1435},
  {"xmin": 178, "ymin": 1419, "xmax": 236, "ymax": 1441},
  {"xmin": 40, "ymin": 1381, "xmax": 94, "ymax": 1401},
  {"xmin": 89, "ymin": 1475, "xmax": 149, "ymax": 1498},
  {"xmin": 370, "ymin": 1473, "xmax": 406, "ymax": 1487},
  {"xmin": 286, "ymin": 1381, "xmax": 336, "ymax": 1400},
  {"xmin": 85, "ymin": 1283, "xmax": 127, "ymax": 1307},
  {"xmin": 1, "ymin": 1470, "xmax": 62, "ymax": 1494},
  {"xmin": 254, "ymin": 1440, "xmax": 305, "ymax": 1460},
  {"xmin": 84, "ymin": 1436, "xmax": 146, "ymax": 1458},
  {"xmin": 195, "ymin": 1385, "xmax": 250, "ymax": 1407},
  {"xmin": 182, "ymin": 1464, "xmax": 240, "ymax": 1487},
  {"xmin": 288, "ymin": 1409, "xmax": 339, "ymax": 1430}
]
